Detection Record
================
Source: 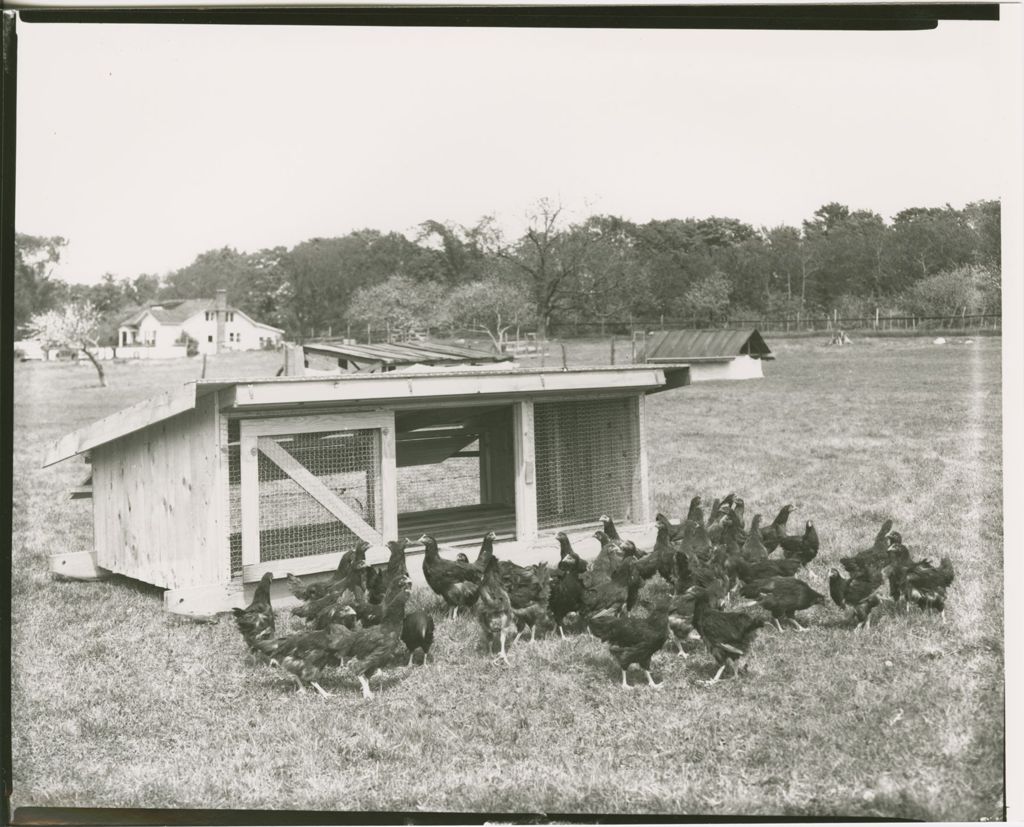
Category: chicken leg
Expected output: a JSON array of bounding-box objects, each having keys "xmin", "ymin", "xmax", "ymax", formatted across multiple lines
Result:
[
  {"xmin": 706, "ymin": 663, "xmax": 728, "ymax": 684},
  {"xmin": 644, "ymin": 670, "xmax": 662, "ymax": 689},
  {"xmin": 494, "ymin": 628, "xmax": 510, "ymax": 666},
  {"xmin": 357, "ymin": 674, "xmax": 374, "ymax": 699},
  {"xmin": 674, "ymin": 639, "xmax": 689, "ymax": 658},
  {"xmin": 789, "ymin": 617, "xmax": 808, "ymax": 632},
  {"xmin": 310, "ymin": 681, "xmax": 333, "ymax": 699},
  {"xmin": 621, "ymin": 669, "xmax": 630, "ymax": 689}
]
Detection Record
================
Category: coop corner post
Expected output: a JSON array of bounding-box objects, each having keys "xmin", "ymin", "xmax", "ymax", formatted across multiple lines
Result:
[
  {"xmin": 513, "ymin": 398, "xmax": 538, "ymax": 543},
  {"xmin": 635, "ymin": 393, "xmax": 651, "ymax": 525}
]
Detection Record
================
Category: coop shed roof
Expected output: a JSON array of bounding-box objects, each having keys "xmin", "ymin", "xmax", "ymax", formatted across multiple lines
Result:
[
  {"xmin": 641, "ymin": 329, "xmax": 773, "ymax": 362},
  {"xmin": 43, "ymin": 365, "xmax": 689, "ymax": 467},
  {"xmin": 303, "ymin": 340, "xmax": 512, "ymax": 368}
]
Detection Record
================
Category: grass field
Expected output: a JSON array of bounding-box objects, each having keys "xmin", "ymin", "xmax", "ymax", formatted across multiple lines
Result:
[{"xmin": 10, "ymin": 337, "xmax": 1005, "ymax": 819}]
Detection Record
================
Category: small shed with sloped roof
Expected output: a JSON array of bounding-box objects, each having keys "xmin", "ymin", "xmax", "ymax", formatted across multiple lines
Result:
[
  {"xmin": 638, "ymin": 329, "xmax": 773, "ymax": 382},
  {"xmin": 44, "ymin": 364, "xmax": 690, "ymax": 615},
  {"xmin": 300, "ymin": 340, "xmax": 512, "ymax": 373}
]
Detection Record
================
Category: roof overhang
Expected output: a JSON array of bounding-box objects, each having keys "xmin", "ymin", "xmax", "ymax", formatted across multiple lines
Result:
[{"xmin": 43, "ymin": 365, "xmax": 683, "ymax": 467}]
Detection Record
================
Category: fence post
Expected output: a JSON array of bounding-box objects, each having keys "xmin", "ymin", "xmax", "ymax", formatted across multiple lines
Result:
[
  {"xmin": 560, "ymin": 343, "xmax": 567, "ymax": 370},
  {"xmin": 610, "ymin": 336, "xmax": 615, "ymax": 365},
  {"xmin": 660, "ymin": 314, "xmax": 665, "ymax": 331},
  {"xmin": 367, "ymin": 323, "xmax": 371, "ymax": 344}
]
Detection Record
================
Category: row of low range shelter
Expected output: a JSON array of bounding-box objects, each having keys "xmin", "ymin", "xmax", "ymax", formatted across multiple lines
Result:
[{"xmin": 44, "ymin": 330, "xmax": 772, "ymax": 615}]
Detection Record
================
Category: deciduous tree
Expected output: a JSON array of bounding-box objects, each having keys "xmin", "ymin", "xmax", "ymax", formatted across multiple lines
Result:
[{"xmin": 28, "ymin": 302, "xmax": 109, "ymax": 387}]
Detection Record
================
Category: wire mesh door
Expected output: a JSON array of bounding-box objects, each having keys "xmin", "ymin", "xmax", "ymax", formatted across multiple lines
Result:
[
  {"xmin": 238, "ymin": 413, "xmax": 396, "ymax": 581},
  {"xmin": 533, "ymin": 397, "xmax": 642, "ymax": 530}
]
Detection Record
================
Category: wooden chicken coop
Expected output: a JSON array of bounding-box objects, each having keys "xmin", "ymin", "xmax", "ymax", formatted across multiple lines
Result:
[{"xmin": 44, "ymin": 365, "xmax": 689, "ymax": 615}]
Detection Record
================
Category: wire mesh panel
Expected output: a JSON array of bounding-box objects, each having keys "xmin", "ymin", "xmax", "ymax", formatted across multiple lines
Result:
[
  {"xmin": 228, "ymin": 419, "xmax": 242, "ymax": 577},
  {"xmin": 255, "ymin": 429, "xmax": 382, "ymax": 563},
  {"xmin": 534, "ymin": 397, "xmax": 641, "ymax": 530}
]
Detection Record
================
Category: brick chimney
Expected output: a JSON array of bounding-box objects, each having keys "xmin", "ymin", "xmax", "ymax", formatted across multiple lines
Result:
[{"xmin": 215, "ymin": 289, "xmax": 227, "ymax": 353}]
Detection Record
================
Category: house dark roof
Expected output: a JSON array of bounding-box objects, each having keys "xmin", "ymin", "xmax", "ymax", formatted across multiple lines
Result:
[
  {"xmin": 303, "ymin": 340, "xmax": 513, "ymax": 370},
  {"xmin": 640, "ymin": 329, "xmax": 773, "ymax": 361}
]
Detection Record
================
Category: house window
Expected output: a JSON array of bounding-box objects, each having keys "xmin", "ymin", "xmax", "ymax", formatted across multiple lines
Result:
[
  {"xmin": 208, "ymin": 335, "xmax": 213, "ymax": 343},
  {"xmin": 205, "ymin": 311, "xmax": 213, "ymax": 321},
  {"xmin": 226, "ymin": 311, "xmax": 235, "ymax": 322}
]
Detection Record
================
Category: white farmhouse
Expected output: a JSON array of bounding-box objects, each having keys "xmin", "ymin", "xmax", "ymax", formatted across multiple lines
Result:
[{"xmin": 116, "ymin": 289, "xmax": 284, "ymax": 357}]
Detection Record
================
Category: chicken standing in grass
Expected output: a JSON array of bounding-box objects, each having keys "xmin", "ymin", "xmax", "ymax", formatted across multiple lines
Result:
[
  {"xmin": 582, "ymin": 556, "xmax": 637, "ymax": 621},
  {"xmin": 591, "ymin": 598, "xmax": 672, "ymax": 688},
  {"xmin": 635, "ymin": 516, "xmax": 678, "ymax": 586},
  {"xmin": 255, "ymin": 619, "xmax": 356, "ymax": 697},
  {"xmin": 738, "ymin": 576, "xmax": 826, "ymax": 631},
  {"xmin": 667, "ymin": 575, "xmax": 728, "ymax": 657},
  {"xmin": 232, "ymin": 571, "xmax": 276, "ymax": 662},
  {"xmin": 841, "ymin": 519, "xmax": 894, "ymax": 574},
  {"xmin": 509, "ymin": 564, "xmax": 555, "ymax": 642},
  {"xmin": 336, "ymin": 581, "xmax": 411, "ymax": 698},
  {"xmin": 421, "ymin": 534, "xmax": 482, "ymax": 619},
  {"xmin": 291, "ymin": 551, "xmax": 366, "ymax": 630},
  {"xmin": 286, "ymin": 540, "xmax": 369, "ymax": 602},
  {"xmin": 401, "ymin": 610, "xmax": 434, "ymax": 666},
  {"xmin": 886, "ymin": 532, "xmax": 955, "ymax": 616},
  {"xmin": 759, "ymin": 504, "xmax": 795, "ymax": 552},
  {"xmin": 691, "ymin": 585, "xmax": 765, "ymax": 683},
  {"xmin": 549, "ymin": 535, "xmax": 588, "ymax": 638},
  {"xmin": 829, "ymin": 564, "xmax": 883, "ymax": 631},
  {"xmin": 735, "ymin": 556, "xmax": 802, "ymax": 585},
  {"xmin": 475, "ymin": 554, "xmax": 517, "ymax": 665},
  {"xmin": 587, "ymin": 530, "xmax": 626, "ymax": 583},
  {"xmin": 779, "ymin": 520, "xmax": 820, "ymax": 566}
]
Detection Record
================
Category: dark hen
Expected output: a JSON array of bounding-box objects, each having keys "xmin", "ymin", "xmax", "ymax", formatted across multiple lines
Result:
[
  {"xmin": 667, "ymin": 575, "xmax": 728, "ymax": 657},
  {"xmin": 759, "ymin": 504, "xmax": 795, "ymax": 552},
  {"xmin": 592, "ymin": 598, "xmax": 672, "ymax": 688},
  {"xmin": 401, "ymin": 610, "xmax": 435, "ymax": 666},
  {"xmin": 421, "ymin": 534, "xmax": 482, "ymax": 619},
  {"xmin": 635, "ymin": 517, "xmax": 678, "ymax": 585},
  {"xmin": 587, "ymin": 530, "xmax": 625, "ymax": 584},
  {"xmin": 254, "ymin": 620, "xmax": 355, "ymax": 697},
  {"xmin": 475, "ymin": 554, "xmax": 517, "ymax": 664},
  {"xmin": 829, "ymin": 565, "xmax": 883, "ymax": 631},
  {"xmin": 549, "ymin": 536, "xmax": 588, "ymax": 638},
  {"xmin": 286, "ymin": 540, "xmax": 369, "ymax": 602},
  {"xmin": 335, "ymin": 583, "xmax": 411, "ymax": 698},
  {"xmin": 901, "ymin": 552, "xmax": 954, "ymax": 618},
  {"xmin": 691, "ymin": 587, "xmax": 765, "ymax": 683},
  {"xmin": 740, "ymin": 514, "xmax": 769, "ymax": 562},
  {"xmin": 779, "ymin": 521, "xmax": 819, "ymax": 566},
  {"xmin": 841, "ymin": 519, "xmax": 894, "ymax": 574},
  {"xmin": 582, "ymin": 556, "xmax": 636, "ymax": 621},
  {"xmin": 740, "ymin": 576, "xmax": 826, "ymax": 632},
  {"xmin": 290, "ymin": 552, "xmax": 366, "ymax": 630},
  {"xmin": 507, "ymin": 564, "xmax": 554, "ymax": 641},
  {"xmin": 735, "ymin": 556, "xmax": 802, "ymax": 584},
  {"xmin": 232, "ymin": 572, "xmax": 276, "ymax": 661}
]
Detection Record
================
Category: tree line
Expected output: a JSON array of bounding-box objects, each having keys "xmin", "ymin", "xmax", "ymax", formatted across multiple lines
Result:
[{"xmin": 14, "ymin": 197, "xmax": 1001, "ymax": 347}]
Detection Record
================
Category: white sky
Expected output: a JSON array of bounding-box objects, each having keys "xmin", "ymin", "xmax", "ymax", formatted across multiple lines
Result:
[{"xmin": 15, "ymin": 18, "xmax": 1004, "ymax": 284}]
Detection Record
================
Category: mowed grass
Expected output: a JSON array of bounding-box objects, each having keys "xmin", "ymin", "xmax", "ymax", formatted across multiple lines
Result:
[{"xmin": 10, "ymin": 338, "xmax": 1004, "ymax": 818}]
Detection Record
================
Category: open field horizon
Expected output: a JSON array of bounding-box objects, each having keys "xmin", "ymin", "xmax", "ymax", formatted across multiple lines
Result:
[{"xmin": 10, "ymin": 335, "xmax": 1005, "ymax": 818}]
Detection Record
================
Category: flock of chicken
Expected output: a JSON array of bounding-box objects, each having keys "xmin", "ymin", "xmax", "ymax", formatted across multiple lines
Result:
[{"xmin": 232, "ymin": 494, "xmax": 956, "ymax": 698}]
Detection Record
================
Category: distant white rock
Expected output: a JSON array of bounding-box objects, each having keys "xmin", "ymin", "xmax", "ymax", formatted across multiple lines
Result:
[{"xmin": 933, "ymin": 337, "xmax": 947, "ymax": 345}]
